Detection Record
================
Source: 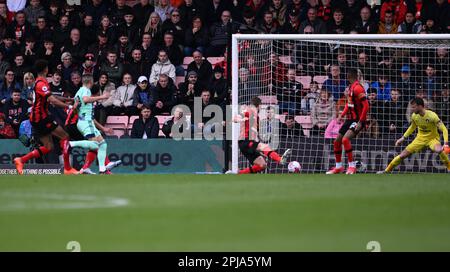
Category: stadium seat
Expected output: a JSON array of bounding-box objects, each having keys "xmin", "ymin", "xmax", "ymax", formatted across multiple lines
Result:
[
  {"xmin": 296, "ymin": 76, "xmax": 311, "ymax": 89},
  {"xmin": 156, "ymin": 115, "xmax": 172, "ymax": 126},
  {"xmin": 106, "ymin": 116, "xmax": 129, "ymax": 128},
  {"xmin": 279, "ymin": 56, "xmax": 293, "ymax": 65},
  {"xmin": 277, "ymin": 114, "xmax": 286, "ymax": 123},
  {"xmin": 295, "ymin": 115, "xmax": 313, "ymax": 137},
  {"xmin": 258, "ymin": 95, "xmax": 278, "ymax": 105},
  {"xmin": 175, "ymin": 76, "xmax": 185, "ymax": 88},
  {"xmin": 127, "ymin": 115, "xmax": 139, "ymax": 135},
  {"xmin": 207, "ymin": 57, "xmax": 225, "ymax": 66},
  {"xmin": 313, "ymin": 75, "xmax": 328, "ymax": 87},
  {"xmin": 183, "ymin": 57, "xmax": 194, "ymax": 65}
]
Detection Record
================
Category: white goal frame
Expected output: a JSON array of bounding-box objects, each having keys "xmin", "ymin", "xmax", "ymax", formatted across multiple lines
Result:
[{"xmin": 231, "ymin": 34, "xmax": 450, "ymax": 174}]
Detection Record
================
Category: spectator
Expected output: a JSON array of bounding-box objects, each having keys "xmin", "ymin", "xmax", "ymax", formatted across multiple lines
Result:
[
  {"xmin": 139, "ymin": 32, "xmax": 159, "ymax": 64},
  {"xmin": 21, "ymin": 72, "xmax": 34, "ymax": 104},
  {"xmin": 133, "ymin": 0, "xmax": 155, "ymax": 30},
  {"xmin": 179, "ymin": 0, "xmax": 203, "ymax": 27},
  {"xmin": 162, "ymin": 105, "xmax": 191, "ymax": 138},
  {"xmin": 80, "ymin": 14, "xmax": 97, "ymax": 47},
  {"xmin": 150, "ymin": 73, "xmax": 177, "ymax": 114},
  {"xmin": 24, "ymin": 0, "xmax": 46, "ymax": 27},
  {"xmin": 301, "ymin": 80, "xmax": 319, "ymax": 114},
  {"xmin": 342, "ymin": 0, "xmax": 364, "ymax": 25},
  {"xmin": 160, "ymin": 31, "xmax": 184, "ymax": 76},
  {"xmin": 52, "ymin": 15, "xmax": 71, "ymax": 49},
  {"xmin": 371, "ymin": 73, "xmax": 392, "ymax": 101},
  {"xmin": 299, "ymin": 7, "xmax": 327, "ymax": 34},
  {"xmin": 280, "ymin": 115, "xmax": 304, "ymax": 139},
  {"xmin": 378, "ymin": 10, "xmax": 399, "ymax": 34},
  {"xmin": 88, "ymin": 32, "xmax": 109, "ymax": 65},
  {"xmin": 279, "ymin": 8, "xmax": 301, "ymax": 34},
  {"xmin": 92, "ymin": 72, "xmax": 116, "ymax": 125},
  {"xmin": 184, "ymin": 16, "xmax": 209, "ymax": 56},
  {"xmin": 79, "ymin": 53, "xmax": 99, "ymax": 81},
  {"xmin": 422, "ymin": 64, "xmax": 439, "ymax": 99},
  {"xmin": 380, "ymin": 0, "xmax": 407, "ymax": 25},
  {"xmin": 11, "ymin": 54, "xmax": 29, "ymax": 83},
  {"xmin": 266, "ymin": 0, "xmax": 288, "ymax": 27},
  {"xmin": 323, "ymin": 65, "xmax": 347, "ymax": 101},
  {"xmin": 397, "ymin": 65, "xmax": 415, "ymax": 102},
  {"xmin": 0, "ymin": 69, "xmax": 21, "ymax": 105},
  {"xmin": 108, "ymin": 0, "xmax": 133, "ymax": 27},
  {"xmin": 178, "ymin": 70, "xmax": 205, "ymax": 109},
  {"xmin": 133, "ymin": 76, "xmax": 154, "ymax": 111},
  {"xmin": 382, "ymin": 88, "xmax": 407, "ymax": 135},
  {"xmin": 97, "ymin": 15, "xmax": 117, "ymax": 47},
  {"xmin": 238, "ymin": 67, "xmax": 258, "ymax": 99},
  {"xmin": 355, "ymin": 51, "xmax": 374, "ymax": 82},
  {"xmin": 5, "ymin": 11, "xmax": 31, "ymax": 47},
  {"xmin": 203, "ymin": 0, "xmax": 233, "ymax": 26},
  {"xmin": 193, "ymin": 89, "xmax": 223, "ymax": 136},
  {"xmin": 435, "ymin": 47, "xmax": 449, "ymax": 82},
  {"xmin": 419, "ymin": 0, "xmax": 449, "ymax": 33},
  {"xmin": 66, "ymin": 71, "xmax": 82, "ymax": 98},
  {"xmin": 33, "ymin": 16, "xmax": 52, "ymax": 45},
  {"xmin": 2, "ymin": 89, "xmax": 28, "ymax": 136},
  {"xmin": 126, "ymin": 48, "xmax": 151, "ymax": 85},
  {"xmin": 207, "ymin": 10, "xmax": 236, "ymax": 57},
  {"xmin": 162, "ymin": 9, "xmax": 185, "ymax": 46},
  {"xmin": 317, "ymin": 0, "xmax": 334, "ymax": 22},
  {"xmin": 114, "ymin": 32, "xmax": 133, "ymax": 64},
  {"xmin": 118, "ymin": 10, "xmax": 141, "ymax": 46},
  {"xmin": 236, "ymin": 7, "xmax": 259, "ymax": 34},
  {"xmin": 209, "ymin": 65, "xmax": 228, "ymax": 107},
  {"xmin": 46, "ymin": 0, "xmax": 62, "ymax": 29},
  {"xmin": 36, "ymin": 38, "xmax": 58, "ymax": 74},
  {"xmin": 311, "ymin": 89, "xmax": 335, "ymax": 136},
  {"xmin": 435, "ymin": 82, "xmax": 449, "ymax": 125},
  {"xmin": 109, "ymin": 73, "xmax": 137, "ymax": 116},
  {"xmin": 353, "ymin": 6, "xmax": 378, "ymax": 34},
  {"xmin": 257, "ymin": 10, "xmax": 279, "ymax": 34},
  {"xmin": 398, "ymin": 11, "xmax": 422, "ymax": 34},
  {"xmin": 49, "ymin": 71, "xmax": 67, "ymax": 98},
  {"xmin": 366, "ymin": 87, "xmax": 382, "ymax": 135},
  {"xmin": 59, "ymin": 52, "xmax": 78, "ymax": 81},
  {"xmin": 101, "ymin": 51, "xmax": 124, "ymax": 86},
  {"xmin": 326, "ymin": 8, "xmax": 350, "ymax": 34},
  {"xmin": 0, "ymin": 50, "xmax": 10, "ymax": 82},
  {"xmin": 144, "ymin": 12, "xmax": 163, "ymax": 45},
  {"xmin": 277, "ymin": 68, "xmax": 302, "ymax": 115},
  {"xmin": 259, "ymin": 106, "xmax": 280, "ymax": 144},
  {"xmin": 0, "ymin": 34, "xmax": 18, "ymax": 64},
  {"xmin": 285, "ymin": 0, "xmax": 308, "ymax": 23},
  {"xmin": 149, "ymin": 49, "xmax": 176, "ymax": 86},
  {"xmin": 23, "ymin": 37, "xmax": 37, "ymax": 65},
  {"xmin": 187, "ymin": 50, "xmax": 213, "ymax": 87},
  {"xmin": 0, "ymin": 111, "xmax": 16, "ymax": 139},
  {"xmin": 155, "ymin": 0, "xmax": 175, "ymax": 22},
  {"xmin": 130, "ymin": 105, "xmax": 160, "ymax": 139}
]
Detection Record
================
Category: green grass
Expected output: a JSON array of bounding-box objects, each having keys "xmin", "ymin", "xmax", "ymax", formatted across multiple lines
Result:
[{"xmin": 1, "ymin": 174, "xmax": 450, "ymax": 252}]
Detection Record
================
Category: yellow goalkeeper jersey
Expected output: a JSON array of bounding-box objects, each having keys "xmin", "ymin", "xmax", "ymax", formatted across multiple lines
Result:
[{"xmin": 406, "ymin": 110, "xmax": 441, "ymax": 140}]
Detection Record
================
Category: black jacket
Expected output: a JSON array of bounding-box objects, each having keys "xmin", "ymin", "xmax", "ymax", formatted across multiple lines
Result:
[
  {"xmin": 187, "ymin": 60, "xmax": 213, "ymax": 87},
  {"xmin": 208, "ymin": 77, "xmax": 228, "ymax": 105},
  {"xmin": 162, "ymin": 117, "xmax": 191, "ymax": 139},
  {"xmin": 130, "ymin": 116, "xmax": 160, "ymax": 139},
  {"xmin": 2, "ymin": 98, "xmax": 28, "ymax": 126}
]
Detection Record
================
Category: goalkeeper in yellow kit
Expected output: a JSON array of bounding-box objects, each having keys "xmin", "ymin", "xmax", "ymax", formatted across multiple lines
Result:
[{"xmin": 380, "ymin": 97, "xmax": 450, "ymax": 173}]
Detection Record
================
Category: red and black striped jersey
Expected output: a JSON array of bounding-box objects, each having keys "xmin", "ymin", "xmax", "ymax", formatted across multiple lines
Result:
[
  {"xmin": 239, "ymin": 107, "xmax": 259, "ymax": 141},
  {"xmin": 65, "ymin": 107, "xmax": 78, "ymax": 126},
  {"xmin": 30, "ymin": 77, "xmax": 52, "ymax": 123},
  {"xmin": 344, "ymin": 81, "xmax": 368, "ymax": 121}
]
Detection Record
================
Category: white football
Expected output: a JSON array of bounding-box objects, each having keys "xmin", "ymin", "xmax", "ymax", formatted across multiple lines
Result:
[{"xmin": 288, "ymin": 161, "xmax": 301, "ymax": 173}]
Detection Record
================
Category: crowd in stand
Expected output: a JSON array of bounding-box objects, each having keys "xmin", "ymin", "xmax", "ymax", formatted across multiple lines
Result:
[{"xmin": 0, "ymin": 0, "xmax": 449, "ymax": 140}]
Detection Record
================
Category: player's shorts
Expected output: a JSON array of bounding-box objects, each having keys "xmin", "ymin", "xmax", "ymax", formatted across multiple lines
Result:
[
  {"xmin": 66, "ymin": 123, "xmax": 85, "ymax": 141},
  {"xmin": 406, "ymin": 137, "xmax": 441, "ymax": 154},
  {"xmin": 77, "ymin": 120, "xmax": 101, "ymax": 139},
  {"xmin": 339, "ymin": 119, "xmax": 365, "ymax": 136},
  {"xmin": 31, "ymin": 116, "xmax": 58, "ymax": 137},
  {"xmin": 239, "ymin": 140, "xmax": 262, "ymax": 164}
]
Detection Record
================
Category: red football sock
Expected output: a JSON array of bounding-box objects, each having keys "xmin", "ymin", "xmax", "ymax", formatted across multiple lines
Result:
[
  {"xmin": 263, "ymin": 150, "xmax": 281, "ymax": 163},
  {"xmin": 342, "ymin": 137, "xmax": 353, "ymax": 163},
  {"xmin": 334, "ymin": 140, "xmax": 342, "ymax": 163},
  {"xmin": 105, "ymin": 155, "xmax": 110, "ymax": 166},
  {"xmin": 238, "ymin": 164, "xmax": 265, "ymax": 174},
  {"xmin": 60, "ymin": 138, "xmax": 72, "ymax": 170},
  {"xmin": 83, "ymin": 150, "xmax": 97, "ymax": 169},
  {"xmin": 20, "ymin": 146, "xmax": 51, "ymax": 163}
]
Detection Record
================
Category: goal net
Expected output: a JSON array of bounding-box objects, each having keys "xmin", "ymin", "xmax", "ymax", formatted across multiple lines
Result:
[{"xmin": 231, "ymin": 34, "xmax": 450, "ymax": 174}]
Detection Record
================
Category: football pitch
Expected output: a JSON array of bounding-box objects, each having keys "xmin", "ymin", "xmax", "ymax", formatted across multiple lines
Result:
[{"xmin": 1, "ymin": 174, "xmax": 450, "ymax": 252}]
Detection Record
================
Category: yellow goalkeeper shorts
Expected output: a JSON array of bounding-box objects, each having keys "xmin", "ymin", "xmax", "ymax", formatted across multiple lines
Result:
[{"xmin": 406, "ymin": 137, "xmax": 441, "ymax": 154}]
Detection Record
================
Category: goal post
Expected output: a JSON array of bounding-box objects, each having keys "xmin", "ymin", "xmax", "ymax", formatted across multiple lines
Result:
[{"xmin": 231, "ymin": 34, "xmax": 450, "ymax": 174}]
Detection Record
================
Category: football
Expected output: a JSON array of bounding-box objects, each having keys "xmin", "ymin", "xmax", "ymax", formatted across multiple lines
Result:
[{"xmin": 288, "ymin": 161, "xmax": 302, "ymax": 173}]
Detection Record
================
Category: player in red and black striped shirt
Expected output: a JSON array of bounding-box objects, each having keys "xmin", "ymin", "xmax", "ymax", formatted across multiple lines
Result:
[
  {"xmin": 327, "ymin": 68, "xmax": 370, "ymax": 175},
  {"xmin": 228, "ymin": 97, "xmax": 291, "ymax": 174},
  {"xmin": 14, "ymin": 60, "xmax": 78, "ymax": 175}
]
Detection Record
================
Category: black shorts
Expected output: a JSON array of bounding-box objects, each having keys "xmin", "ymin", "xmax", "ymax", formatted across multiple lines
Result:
[
  {"xmin": 239, "ymin": 140, "xmax": 262, "ymax": 164},
  {"xmin": 66, "ymin": 123, "xmax": 84, "ymax": 141},
  {"xmin": 339, "ymin": 119, "xmax": 365, "ymax": 136},
  {"xmin": 31, "ymin": 116, "xmax": 58, "ymax": 137}
]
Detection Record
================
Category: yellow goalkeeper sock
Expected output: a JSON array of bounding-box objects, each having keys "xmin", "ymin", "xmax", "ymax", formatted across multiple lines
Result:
[
  {"xmin": 439, "ymin": 152, "xmax": 450, "ymax": 169},
  {"xmin": 385, "ymin": 155, "xmax": 403, "ymax": 172}
]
